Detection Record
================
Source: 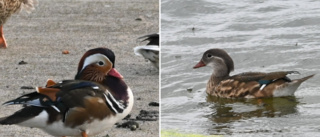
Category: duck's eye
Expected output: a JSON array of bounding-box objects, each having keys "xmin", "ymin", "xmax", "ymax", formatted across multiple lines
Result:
[
  {"xmin": 207, "ymin": 54, "xmax": 213, "ymax": 58},
  {"xmin": 98, "ymin": 61, "xmax": 104, "ymax": 66}
]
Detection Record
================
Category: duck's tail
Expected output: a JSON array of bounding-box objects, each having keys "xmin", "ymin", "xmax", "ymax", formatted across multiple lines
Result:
[
  {"xmin": 272, "ymin": 74, "xmax": 315, "ymax": 97},
  {"xmin": 295, "ymin": 74, "xmax": 315, "ymax": 83},
  {"xmin": 20, "ymin": 0, "xmax": 37, "ymax": 13}
]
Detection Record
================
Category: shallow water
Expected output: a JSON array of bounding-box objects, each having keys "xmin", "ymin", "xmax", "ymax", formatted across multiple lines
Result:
[{"xmin": 161, "ymin": 0, "xmax": 320, "ymax": 136}]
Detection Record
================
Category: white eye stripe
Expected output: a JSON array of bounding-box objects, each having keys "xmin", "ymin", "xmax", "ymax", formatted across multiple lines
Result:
[{"xmin": 81, "ymin": 54, "xmax": 112, "ymax": 71}]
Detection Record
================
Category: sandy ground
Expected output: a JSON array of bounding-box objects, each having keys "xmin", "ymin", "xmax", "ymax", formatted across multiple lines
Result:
[{"xmin": 0, "ymin": 0, "xmax": 159, "ymax": 136}]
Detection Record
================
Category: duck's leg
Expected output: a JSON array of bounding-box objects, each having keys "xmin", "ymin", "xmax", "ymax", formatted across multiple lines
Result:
[
  {"xmin": 81, "ymin": 131, "xmax": 88, "ymax": 137},
  {"xmin": 0, "ymin": 25, "xmax": 7, "ymax": 48}
]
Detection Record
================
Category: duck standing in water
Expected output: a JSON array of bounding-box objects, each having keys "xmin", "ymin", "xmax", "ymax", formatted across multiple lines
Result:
[
  {"xmin": 0, "ymin": 48, "xmax": 133, "ymax": 137},
  {"xmin": 193, "ymin": 48, "xmax": 314, "ymax": 98},
  {"xmin": 0, "ymin": 0, "xmax": 36, "ymax": 48}
]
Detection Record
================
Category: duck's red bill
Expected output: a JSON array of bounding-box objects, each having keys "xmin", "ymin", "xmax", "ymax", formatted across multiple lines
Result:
[
  {"xmin": 193, "ymin": 60, "xmax": 206, "ymax": 69},
  {"xmin": 108, "ymin": 68, "xmax": 123, "ymax": 79}
]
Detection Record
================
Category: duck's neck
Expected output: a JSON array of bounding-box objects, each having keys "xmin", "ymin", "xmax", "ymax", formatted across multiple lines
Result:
[
  {"xmin": 211, "ymin": 64, "xmax": 229, "ymax": 78},
  {"xmin": 206, "ymin": 66, "xmax": 230, "ymax": 95},
  {"xmin": 208, "ymin": 71, "xmax": 229, "ymax": 87}
]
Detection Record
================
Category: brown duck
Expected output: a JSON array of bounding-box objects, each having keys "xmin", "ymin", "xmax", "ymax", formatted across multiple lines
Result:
[
  {"xmin": 0, "ymin": 0, "xmax": 36, "ymax": 48},
  {"xmin": 193, "ymin": 48, "xmax": 314, "ymax": 98}
]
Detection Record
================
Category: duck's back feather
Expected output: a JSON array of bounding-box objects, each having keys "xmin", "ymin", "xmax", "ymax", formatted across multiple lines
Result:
[{"xmin": 207, "ymin": 71, "xmax": 314, "ymax": 98}]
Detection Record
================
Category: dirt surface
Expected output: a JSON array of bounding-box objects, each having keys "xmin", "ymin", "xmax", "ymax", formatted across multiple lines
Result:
[{"xmin": 0, "ymin": 0, "xmax": 159, "ymax": 136}]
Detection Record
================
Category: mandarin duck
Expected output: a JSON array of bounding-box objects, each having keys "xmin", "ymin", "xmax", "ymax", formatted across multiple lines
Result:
[
  {"xmin": 133, "ymin": 33, "xmax": 159, "ymax": 69},
  {"xmin": 0, "ymin": 0, "xmax": 36, "ymax": 48},
  {"xmin": 193, "ymin": 48, "xmax": 314, "ymax": 98},
  {"xmin": 0, "ymin": 48, "xmax": 133, "ymax": 137}
]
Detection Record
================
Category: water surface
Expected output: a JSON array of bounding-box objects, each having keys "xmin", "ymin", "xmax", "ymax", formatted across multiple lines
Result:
[{"xmin": 161, "ymin": 0, "xmax": 320, "ymax": 136}]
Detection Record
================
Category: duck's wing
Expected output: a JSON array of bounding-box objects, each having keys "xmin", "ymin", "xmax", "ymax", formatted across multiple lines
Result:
[
  {"xmin": 0, "ymin": 80, "xmax": 123, "ymax": 127},
  {"xmin": 213, "ymin": 71, "xmax": 303, "ymax": 98},
  {"xmin": 133, "ymin": 46, "xmax": 159, "ymax": 69},
  {"xmin": 230, "ymin": 71, "xmax": 300, "ymax": 83},
  {"xmin": 138, "ymin": 33, "xmax": 159, "ymax": 46},
  {"xmin": 133, "ymin": 46, "xmax": 159, "ymax": 56}
]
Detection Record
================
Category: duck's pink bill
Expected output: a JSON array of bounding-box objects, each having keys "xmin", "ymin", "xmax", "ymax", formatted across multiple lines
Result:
[
  {"xmin": 193, "ymin": 60, "xmax": 206, "ymax": 69},
  {"xmin": 108, "ymin": 68, "xmax": 123, "ymax": 79}
]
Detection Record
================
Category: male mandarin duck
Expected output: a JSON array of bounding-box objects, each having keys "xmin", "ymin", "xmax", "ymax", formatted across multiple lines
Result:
[
  {"xmin": 193, "ymin": 48, "xmax": 314, "ymax": 98},
  {"xmin": 0, "ymin": 48, "xmax": 134, "ymax": 137},
  {"xmin": 0, "ymin": 0, "xmax": 37, "ymax": 48},
  {"xmin": 75, "ymin": 48, "xmax": 132, "ymax": 114},
  {"xmin": 134, "ymin": 33, "xmax": 159, "ymax": 69}
]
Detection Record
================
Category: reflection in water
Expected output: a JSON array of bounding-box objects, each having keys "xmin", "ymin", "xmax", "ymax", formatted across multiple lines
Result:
[{"xmin": 205, "ymin": 96, "xmax": 299, "ymax": 134}]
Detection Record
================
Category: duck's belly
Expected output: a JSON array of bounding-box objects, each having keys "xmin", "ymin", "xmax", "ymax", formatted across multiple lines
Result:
[
  {"xmin": 18, "ymin": 110, "xmax": 121, "ymax": 136},
  {"xmin": 44, "ymin": 116, "xmax": 120, "ymax": 136}
]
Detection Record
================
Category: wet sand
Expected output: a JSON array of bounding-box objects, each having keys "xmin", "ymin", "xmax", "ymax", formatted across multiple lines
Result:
[{"xmin": 0, "ymin": 0, "xmax": 159, "ymax": 136}]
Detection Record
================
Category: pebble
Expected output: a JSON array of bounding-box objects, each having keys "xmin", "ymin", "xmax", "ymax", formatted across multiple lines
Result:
[
  {"xmin": 18, "ymin": 61, "xmax": 27, "ymax": 65},
  {"xmin": 148, "ymin": 102, "xmax": 159, "ymax": 106}
]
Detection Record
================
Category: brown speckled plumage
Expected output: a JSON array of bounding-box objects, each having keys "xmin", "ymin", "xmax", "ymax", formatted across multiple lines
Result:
[
  {"xmin": 194, "ymin": 48, "xmax": 314, "ymax": 98},
  {"xmin": 0, "ymin": 0, "xmax": 36, "ymax": 48},
  {"xmin": 0, "ymin": 0, "xmax": 36, "ymax": 25}
]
